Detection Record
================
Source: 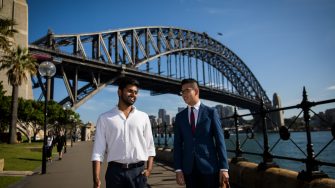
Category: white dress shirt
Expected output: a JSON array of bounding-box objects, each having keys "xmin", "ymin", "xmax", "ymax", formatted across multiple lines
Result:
[{"xmin": 91, "ymin": 106, "xmax": 156, "ymax": 163}]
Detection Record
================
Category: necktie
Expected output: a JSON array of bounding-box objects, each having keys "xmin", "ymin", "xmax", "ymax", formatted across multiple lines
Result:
[{"xmin": 190, "ymin": 107, "xmax": 196, "ymax": 134}]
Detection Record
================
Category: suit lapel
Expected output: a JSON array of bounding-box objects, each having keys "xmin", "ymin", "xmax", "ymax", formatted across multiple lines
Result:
[
  {"xmin": 195, "ymin": 104, "xmax": 206, "ymax": 134},
  {"xmin": 197, "ymin": 104, "xmax": 203, "ymax": 126},
  {"xmin": 180, "ymin": 104, "xmax": 206, "ymax": 135},
  {"xmin": 181, "ymin": 108, "xmax": 192, "ymax": 131}
]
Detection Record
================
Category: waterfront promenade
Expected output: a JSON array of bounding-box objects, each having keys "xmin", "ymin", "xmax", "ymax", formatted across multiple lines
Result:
[
  {"xmin": 8, "ymin": 141, "xmax": 183, "ymax": 188},
  {"xmin": 6, "ymin": 138, "xmax": 335, "ymax": 188}
]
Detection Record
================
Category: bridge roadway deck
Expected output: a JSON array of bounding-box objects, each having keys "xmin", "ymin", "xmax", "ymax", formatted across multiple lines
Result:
[{"xmin": 9, "ymin": 141, "xmax": 184, "ymax": 188}]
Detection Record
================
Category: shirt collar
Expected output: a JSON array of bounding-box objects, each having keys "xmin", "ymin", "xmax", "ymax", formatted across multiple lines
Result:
[
  {"xmin": 114, "ymin": 105, "xmax": 137, "ymax": 114},
  {"xmin": 188, "ymin": 100, "xmax": 201, "ymax": 111}
]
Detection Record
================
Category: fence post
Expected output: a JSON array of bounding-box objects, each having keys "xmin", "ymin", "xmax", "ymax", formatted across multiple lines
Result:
[
  {"xmin": 297, "ymin": 87, "xmax": 328, "ymax": 180},
  {"xmin": 164, "ymin": 122, "xmax": 168, "ymax": 149},
  {"xmin": 231, "ymin": 106, "xmax": 246, "ymax": 163},
  {"xmin": 258, "ymin": 99, "xmax": 278, "ymax": 171},
  {"xmin": 157, "ymin": 124, "xmax": 161, "ymax": 147}
]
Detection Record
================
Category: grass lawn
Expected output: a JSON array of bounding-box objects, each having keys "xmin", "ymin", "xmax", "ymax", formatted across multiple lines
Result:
[
  {"xmin": 0, "ymin": 142, "xmax": 48, "ymax": 188},
  {"xmin": 0, "ymin": 176, "xmax": 23, "ymax": 188}
]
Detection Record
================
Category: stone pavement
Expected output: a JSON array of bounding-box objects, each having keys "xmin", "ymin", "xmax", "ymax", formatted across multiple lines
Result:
[{"xmin": 8, "ymin": 141, "xmax": 184, "ymax": 188}]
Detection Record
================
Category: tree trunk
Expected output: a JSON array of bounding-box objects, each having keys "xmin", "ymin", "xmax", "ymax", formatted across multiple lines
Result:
[
  {"xmin": 8, "ymin": 85, "xmax": 18, "ymax": 144},
  {"xmin": 17, "ymin": 120, "xmax": 31, "ymax": 143}
]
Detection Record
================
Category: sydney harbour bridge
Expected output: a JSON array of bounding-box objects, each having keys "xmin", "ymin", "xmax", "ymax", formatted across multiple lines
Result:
[{"xmin": 29, "ymin": 26, "xmax": 271, "ymax": 111}]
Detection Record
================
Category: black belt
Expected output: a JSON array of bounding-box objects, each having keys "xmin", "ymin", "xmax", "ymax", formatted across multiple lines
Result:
[{"xmin": 108, "ymin": 161, "xmax": 144, "ymax": 169}]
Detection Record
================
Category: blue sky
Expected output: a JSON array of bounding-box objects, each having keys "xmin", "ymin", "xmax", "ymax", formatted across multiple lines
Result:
[{"xmin": 28, "ymin": 0, "xmax": 335, "ymax": 123}]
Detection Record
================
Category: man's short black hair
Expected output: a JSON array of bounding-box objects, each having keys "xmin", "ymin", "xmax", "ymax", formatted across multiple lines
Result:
[
  {"xmin": 181, "ymin": 78, "xmax": 199, "ymax": 87},
  {"xmin": 118, "ymin": 77, "xmax": 140, "ymax": 90}
]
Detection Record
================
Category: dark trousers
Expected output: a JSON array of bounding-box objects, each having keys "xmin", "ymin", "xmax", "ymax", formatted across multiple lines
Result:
[
  {"xmin": 184, "ymin": 161, "xmax": 219, "ymax": 188},
  {"xmin": 46, "ymin": 146, "xmax": 53, "ymax": 158},
  {"xmin": 105, "ymin": 162, "xmax": 147, "ymax": 188}
]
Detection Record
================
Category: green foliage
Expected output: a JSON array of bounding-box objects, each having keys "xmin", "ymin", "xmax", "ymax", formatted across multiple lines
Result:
[
  {"xmin": 0, "ymin": 81, "xmax": 10, "ymax": 133},
  {"xmin": 0, "ymin": 17, "xmax": 17, "ymax": 53},
  {"xmin": 0, "ymin": 81, "xmax": 6, "ymax": 97},
  {"xmin": 0, "ymin": 46, "xmax": 37, "ymax": 86},
  {"xmin": 0, "ymin": 96, "xmax": 10, "ymax": 132},
  {"xmin": 18, "ymin": 99, "xmax": 43, "ymax": 125},
  {"xmin": 0, "ymin": 46, "xmax": 38, "ymax": 144},
  {"xmin": 0, "ymin": 83, "xmax": 82, "ymax": 137}
]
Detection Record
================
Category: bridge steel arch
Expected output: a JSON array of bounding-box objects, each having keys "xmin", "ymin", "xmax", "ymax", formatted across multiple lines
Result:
[{"xmin": 29, "ymin": 26, "xmax": 271, "ymax": 110}]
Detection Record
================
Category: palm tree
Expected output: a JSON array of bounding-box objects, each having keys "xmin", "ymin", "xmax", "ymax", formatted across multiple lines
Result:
[
  {"xmin": 0, "ymin": 46, "xmax": 37, "ymax": 143},
  {"xmin": 0, "ymin": 18, "xmax": 17, "ymax": 53}
]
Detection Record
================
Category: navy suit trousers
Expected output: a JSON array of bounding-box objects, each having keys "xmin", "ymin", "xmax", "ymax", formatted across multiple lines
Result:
[{"xmin": 184, "ymin": 160, "xmax": 219, "ymax": 188}]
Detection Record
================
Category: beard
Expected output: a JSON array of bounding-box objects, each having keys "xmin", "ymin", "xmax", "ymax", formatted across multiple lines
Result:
[{"xmin": 120, "ymin": 94, "xmax": 136, "ymax": 106}]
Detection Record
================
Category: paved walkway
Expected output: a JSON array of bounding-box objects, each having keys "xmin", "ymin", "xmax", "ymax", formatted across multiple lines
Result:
[{"xmin": 8, "ymin": 141, "xmax": 184, "ymax": 188}]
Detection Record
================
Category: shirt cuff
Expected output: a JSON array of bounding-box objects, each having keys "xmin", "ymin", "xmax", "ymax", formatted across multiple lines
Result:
[
  {"xmin": 175, "ymin": 169, "xmax": 182, "ymax": 173},
  {"xmin": 220, "ymin": 169, "xmax": 229, "ymax": 172},
  {"xmin": 91, "ymin": 153, "xmax": 104, "ymax": 162}
]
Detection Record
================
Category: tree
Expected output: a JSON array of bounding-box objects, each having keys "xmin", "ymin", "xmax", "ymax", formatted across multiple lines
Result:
[
  {"xmin": 0, "ymin": 18, "xmax": 17, "ymax": 53},
  {"xmin": 17, "ymin": 99, "xmax": 41, "ymax": 143},
  {"xmin": 0, "ymin": 47, "xmax": 37, "ymax": 143}
]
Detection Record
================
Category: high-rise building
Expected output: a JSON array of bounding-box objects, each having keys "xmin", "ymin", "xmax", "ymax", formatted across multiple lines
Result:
[
  {"xmin": 171, "ymin": 117, "xmax": 176, "ymax": 124},
  {"xmin": 215, "ymin": 105, "xmax": 224, "ymax": 119},
  {"xmin": 158, "ymin": 109, "xmax": 166, "ymax": 122},
  {"xmin": 325, "ymin": 108, "xmax": 335, "ymax": 124},
  {"xmin": 221, "ymin": 105, "xmax": 234, "ymax": 127},
  {"xmin": 157, "ymin": 118, "xmax": 163, "ymax": 125},
  {"xmin": 164, "ymin": 115, "xmax": 171, "ymax": 125},
  {"xmin": 272, "ymin": 93, "xmax": 284, "ymax": 127},
  {"xmin": 149, "ymin": 115, "xmax": 157, "ymax": 127},
  {"xmin": 222, "ymin": 106, "xmax": 234, "ymax": 117}
]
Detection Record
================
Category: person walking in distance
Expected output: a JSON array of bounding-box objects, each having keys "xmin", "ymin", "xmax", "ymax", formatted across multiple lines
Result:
[
  {"xmin": 91, "ymin": 77, "xmax": 156, "ymax": 188},
  {"xmin": 46, "ymin": 132, "xmax": 54, "ymax": 162},
  {"xmin": 173, "ymin": 78, "xmax": 230, "ymax": 188},
  {"xmin": 55, "ymin": 131, "xmax": 66, "ymax": 160}
]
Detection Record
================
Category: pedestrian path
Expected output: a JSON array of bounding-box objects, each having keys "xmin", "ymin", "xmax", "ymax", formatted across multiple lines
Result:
[{"xmin": 8, "ymin": 141, "xmax": 184, "ymax": 188}]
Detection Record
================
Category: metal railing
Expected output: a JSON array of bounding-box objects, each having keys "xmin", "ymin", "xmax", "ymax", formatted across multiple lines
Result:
[{"xmin": 223, "ymin": 87, "xmax": 335, "ymax": 181}]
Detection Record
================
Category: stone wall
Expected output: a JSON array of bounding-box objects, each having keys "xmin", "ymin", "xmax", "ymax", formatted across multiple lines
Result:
[
  {"xmin": 0, "ymin": 0, "xmax": 33, "ymax": 99},
  {"xmin": 0, "ymin": 158, "xmax": 4, "ymax": 171},
  {"xmin": 155, "ymin": 149, "xmax": 335, "ymax": 188}
]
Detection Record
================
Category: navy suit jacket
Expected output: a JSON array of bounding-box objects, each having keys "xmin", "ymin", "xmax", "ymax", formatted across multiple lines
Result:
[{"xmin": 173, "ymin": 103, "xmax": 229, "ymax": 174}]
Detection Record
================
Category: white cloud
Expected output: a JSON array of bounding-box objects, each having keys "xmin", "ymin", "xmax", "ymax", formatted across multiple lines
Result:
[
  {"xmin": 204, "ymin": 7, "xmax": 223, "ymax": 15},
  {"xmin": 138, "ymin": 91, "xmax": 151, "ymax": 97},
  {"xmin": 326, "ymin": 85, "xmax": 335, "ymax": 91},
  {"xmin": 79, "ymin": 98, "xmax": 113, "ymax": 111},
  {"xmin": 104, "ymin": 86, "xmax": 118, "ymax": 93}
]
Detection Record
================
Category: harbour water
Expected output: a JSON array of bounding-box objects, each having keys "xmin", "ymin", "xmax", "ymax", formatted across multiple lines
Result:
[{"xmin": 154, "ymin": 131, "xmax": 335, "ymax": 178}]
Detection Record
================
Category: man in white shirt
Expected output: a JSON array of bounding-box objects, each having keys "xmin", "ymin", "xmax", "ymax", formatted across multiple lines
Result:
[{"xmin": 91, "ymin": 77, "xmax": 156, "ymax": 188}]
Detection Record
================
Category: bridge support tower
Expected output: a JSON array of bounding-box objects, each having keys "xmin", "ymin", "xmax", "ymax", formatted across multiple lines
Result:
[{"xmin": 0, "ymin": 0, "xmax": 32, "ymax": 99}]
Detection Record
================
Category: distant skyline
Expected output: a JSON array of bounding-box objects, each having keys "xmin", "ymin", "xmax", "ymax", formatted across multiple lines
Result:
[{"xmin": 28, "ymin": 0, "xmax": 335, "ymax": 123}]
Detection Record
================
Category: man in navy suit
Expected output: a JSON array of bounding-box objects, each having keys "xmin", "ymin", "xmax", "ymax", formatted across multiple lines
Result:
[{"xmin": 173, "ymin": 78, "xmax": 229, "ymax": 188}]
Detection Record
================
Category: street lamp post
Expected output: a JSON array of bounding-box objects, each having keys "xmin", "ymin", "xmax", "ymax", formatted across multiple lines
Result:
[
  {"xmin": 39, "ymin": 61, "xmax": 56, "ymax": 174},
  {"xmin": 62, "ymin": 103, "xmax": 71, "ymax": 153},
  {"xmin": 70, "ymin": 115, "xmax": 75, "ymax": 147}
]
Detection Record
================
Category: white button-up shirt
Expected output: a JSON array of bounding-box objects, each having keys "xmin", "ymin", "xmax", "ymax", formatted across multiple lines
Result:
[{"xmin": 91, "ymin": 106, "xmax": 156, "ymax": 163}]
